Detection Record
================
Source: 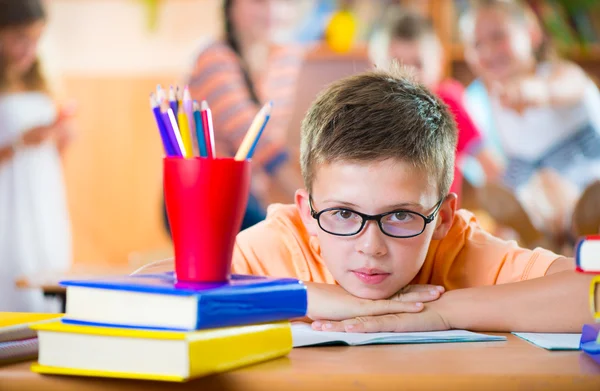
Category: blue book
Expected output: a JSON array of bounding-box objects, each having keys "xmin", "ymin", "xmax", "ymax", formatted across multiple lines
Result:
[
  {"xmin": 581, "ymin": 340, "xmax": 600, "ymax": 366},
  {"xmin": 580, "ymin": 324, "xmax": 600, "ymax": 366},
  {"xmin": 60, "ymin": 273, "xmax": 307, "ymax": 331}
]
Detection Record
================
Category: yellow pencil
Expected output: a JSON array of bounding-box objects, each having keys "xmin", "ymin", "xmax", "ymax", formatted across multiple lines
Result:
[
  {"xmin": 177, "ymin": 105, "xmax": 194, "ymax": 158},
  {"xmin": 234, "ymin": 102, "xmax": 270, "ymax": 161}
]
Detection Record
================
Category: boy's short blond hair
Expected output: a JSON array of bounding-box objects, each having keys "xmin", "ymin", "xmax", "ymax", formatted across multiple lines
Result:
[{"xmin": 300, "ymin": 67, "xmax": 457, "ymax": 197}]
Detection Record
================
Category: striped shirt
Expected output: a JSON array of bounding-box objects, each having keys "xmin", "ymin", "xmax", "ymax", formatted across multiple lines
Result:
[{"xmin": 186, "ymin": 40, "xmax": 304, "ymax": 174}]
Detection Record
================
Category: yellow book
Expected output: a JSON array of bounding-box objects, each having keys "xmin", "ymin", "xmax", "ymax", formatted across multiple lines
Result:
[
  {"xmin": 591, "ymin": 275, "xmax": 600, "ymax": 321},
  {"xmin": 31, "ymin": 320, "xmax": 292, "ymax": 382},
  {"xmin": 0, "ymin": 312, "xmax": 63, "ymax": 343}
]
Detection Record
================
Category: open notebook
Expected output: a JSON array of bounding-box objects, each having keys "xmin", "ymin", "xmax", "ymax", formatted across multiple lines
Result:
[
  {"xmin": 512, "ymin": 332, "xmax": 582, "ymax": 350},
  {"xmin": 292, "ymin": 323, "xmax": 506, "ymax": 347}
]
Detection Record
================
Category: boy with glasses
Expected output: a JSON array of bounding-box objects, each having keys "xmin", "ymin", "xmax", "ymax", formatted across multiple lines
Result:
[{"xmin": 231, "ymin": 67, "xmax": 594, "ymax": 333}]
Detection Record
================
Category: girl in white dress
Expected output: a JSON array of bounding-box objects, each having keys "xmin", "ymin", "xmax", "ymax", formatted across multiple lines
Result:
[
  {"xmin": 460, "ymin": 0, "xmax": 600, "ymax": 248},
  {"xmin": 0, "ymin": 0, "xmax": 73, "ymax": 312}
]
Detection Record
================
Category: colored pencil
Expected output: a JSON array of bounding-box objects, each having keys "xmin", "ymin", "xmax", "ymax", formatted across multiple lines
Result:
[
  {"xmin": 200, "ymin": 100, "xmax": 215, "ymax": 159},
  {"xmin": 177, "ymin": 105, "xmax": 194, "ymax": 158},
  {"xmin": 183, "ymin": 87, "xmax": 196, "ymax": 155},
  {"xmin": 150, "ymin": 94, "xmax": 176, "ymax": 156},
  {"xmin": 160, "ymin": 102, "xmax": 183, "ymax": 157},
  {"xmin": 193, "ymin": 101, "xmax": 208, "ymax": 157},
  {"xmin": 168, "ymin": 86, "xmax": 179, "ymax": 125},
  {"xmin": 166, "ymin": 107, "xmax": 185, "ymax": 157},
  {"xmin": 235, "ymin": 102, "xmax": 271, "ymax": 160},
  {"xmin": 156, "ymin": 84, "xmax": 166, "ymax": 105},
  {"xmin": 246, "ymin": 102, "xmax": 272, "ymax": 159}
]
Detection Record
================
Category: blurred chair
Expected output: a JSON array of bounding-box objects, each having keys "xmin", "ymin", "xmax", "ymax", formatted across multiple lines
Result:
[{"xmin": 572, "ymin": 180, "xmax": 600, "ymax": 237}]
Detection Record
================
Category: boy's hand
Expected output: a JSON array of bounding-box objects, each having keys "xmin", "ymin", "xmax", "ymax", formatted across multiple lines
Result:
[
  {"xmin": 310, "ymin": 301, "xmax": 450, "ymax": 333},
  {"xmin": 389, "ymin": 284, "xmax": 445, "ymax": 302},
  {"xmin": 306, "ymin": 282, "xmax": 444, "ymax": 321}
]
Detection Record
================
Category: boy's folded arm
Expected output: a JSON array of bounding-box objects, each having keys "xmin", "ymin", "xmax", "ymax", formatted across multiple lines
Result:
[
  {"xmin": 305, "ymin": 282, "xmax": 445, "ymax": 321},
  {"xmin": 435, "ymin": 258, "xmax": 594, "ymax": 333},
  {"xmin": 314, "ymin": 257, "xmax": 594, "ymax": 333}
]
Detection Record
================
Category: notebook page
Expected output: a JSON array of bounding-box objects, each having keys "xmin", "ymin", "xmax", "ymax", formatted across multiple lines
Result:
[
  {"xmin": 513, "ymin": 332, "xmax": 581, "ymax": 350},
  {"xmin": 292, "ymin": 323, "xmax": 505, "ymax": 347}
]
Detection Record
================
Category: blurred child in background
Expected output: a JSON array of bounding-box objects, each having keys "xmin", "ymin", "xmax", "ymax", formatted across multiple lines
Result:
[
  {"xmin": 182, "ymin": 0, "xmax": 305, "ymax": 230},
  {"xmin": 461, "ymin": 0, "xmax": 600, "ymax": 250},
  {"xmin": 368, "ymin": 7, "xmax": 502, "ymax": 204},
  {"xmin": 0, "ymin": 0, "xmax": 73, "ymax": 311}
]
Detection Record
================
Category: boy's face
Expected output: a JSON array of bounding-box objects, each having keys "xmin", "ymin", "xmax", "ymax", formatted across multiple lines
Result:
[
  {"xmin": 388, "ymin": 38, "xmax": 442, "ymax": 89},
  {"xmin": 296, "ymin": 159, "xmax": 456, "ymax": 300}
]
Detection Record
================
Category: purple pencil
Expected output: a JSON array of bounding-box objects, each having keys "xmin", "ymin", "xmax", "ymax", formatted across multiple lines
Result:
[
  {"xmin": 150, "ymin": 94, "xmax": 176, "ymax": 156},
  {"xmin": 169, "ymin": 86, "xmax": 179, "ymax": 124},
  {"xmin": 160, "ymin": 101, "xmax": 183, "ymax": 157}
]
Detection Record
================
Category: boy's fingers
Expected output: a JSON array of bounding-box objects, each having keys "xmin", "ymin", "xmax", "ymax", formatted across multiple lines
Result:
[
  {"xmin": 366, "ymin": 299, "xmax": 423, "ymax": 316},
  {"xmin": 312, "ymin": 314, "xmax": 417, "ymax": 333},
  {"xmin": 342, "ymin": 315, "xmax": 402, "ymax": 333},
  {"xmin": 311, "ymin": 320, "xmax": 345, "ymax": 332},
  {"xmin": 400, "ymin": 284, "xmax": 444, "ymax": 293},
  {"xmin": 394, "ymin": 290, "xmax": 441, "ymax": 303}
]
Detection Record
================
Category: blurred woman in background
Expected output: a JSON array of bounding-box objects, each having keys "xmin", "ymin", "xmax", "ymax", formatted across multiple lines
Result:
[
  {"xmin": 461, "ymin": 0, "xmax": 600, "ymax": 250},
  {"xmin": 0, "ymin": 0, "xmax": 73, "ymax": 311},
  {"xmin": 177, "ymin": 0, "xmax": 305, "ymax": 231}
]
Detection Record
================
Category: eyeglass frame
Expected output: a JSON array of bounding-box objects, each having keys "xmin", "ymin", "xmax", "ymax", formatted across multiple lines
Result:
[{"xmin": 308, "ymin": 195, "xmax": 445, "ymax": 239}]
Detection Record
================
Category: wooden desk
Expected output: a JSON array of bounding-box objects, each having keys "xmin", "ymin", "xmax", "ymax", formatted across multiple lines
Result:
[{"xmin": 1, "ymin": 335, "xmax": 599, "ymax": 390}]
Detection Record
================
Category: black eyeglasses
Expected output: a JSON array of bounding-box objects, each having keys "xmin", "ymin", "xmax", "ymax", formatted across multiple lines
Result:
[{"xmin": 309, "ymin": 196, "xmax": 445, "ymax": 238}]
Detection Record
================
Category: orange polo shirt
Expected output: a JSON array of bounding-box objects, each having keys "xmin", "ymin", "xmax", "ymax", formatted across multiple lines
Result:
[{"xmin": 232, "ymin": 204, "xmax": 561, "ymax": 290}]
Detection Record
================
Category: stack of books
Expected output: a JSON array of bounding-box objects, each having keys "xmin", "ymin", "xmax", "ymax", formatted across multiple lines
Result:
[
  {"xmin": 31, "ymin": 272, "xmax": 307, "ymax": 381},
  {"xmin": 0, "ymin": 313, "xmax": 62, "ymax": 365},
  {"xmin": 576, "ymin": 236, "xmax": 600, "ymax": 365}
]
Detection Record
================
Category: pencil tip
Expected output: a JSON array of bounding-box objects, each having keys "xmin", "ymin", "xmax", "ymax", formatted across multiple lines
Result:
[{"xmin": 201, "ymin": 100, "xmax": 209, "ymax": 110}]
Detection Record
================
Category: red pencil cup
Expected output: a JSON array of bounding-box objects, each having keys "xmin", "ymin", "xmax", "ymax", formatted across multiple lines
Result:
[{"xmin": 163, "ymin": 157, "xmax": 251, "ymax": 282}]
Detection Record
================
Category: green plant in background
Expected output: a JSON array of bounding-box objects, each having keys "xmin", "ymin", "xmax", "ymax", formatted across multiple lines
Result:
[
  {"xmin": 554, "ymin": 0, "xmax": 600, "ymax": 52},
  {"xmin": 556, "ymin": 0, "xmax": 597, "ymax": 11}
]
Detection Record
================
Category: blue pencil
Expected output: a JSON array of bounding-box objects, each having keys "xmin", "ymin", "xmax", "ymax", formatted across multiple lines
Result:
[
  {"xmin": 193, "ymin": 101, "xmax": 208, "ymax": 157},
  {"xmin": 150, "ymin": 94, "xmax": 176, "ymax": 156},
  {"xmin": 246, "ymin": 102, "xmax": 272, "ymax": 159}
]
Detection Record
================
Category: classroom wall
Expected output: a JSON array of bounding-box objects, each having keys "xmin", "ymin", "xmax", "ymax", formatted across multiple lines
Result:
[{"xmin": 43, "ymin": 0, "xmax": 222, "ymax": 266}]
